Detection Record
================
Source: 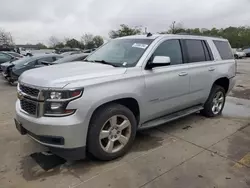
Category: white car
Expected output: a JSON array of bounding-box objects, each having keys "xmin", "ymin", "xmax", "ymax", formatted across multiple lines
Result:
[
  {"xmin": 232, "ymin": 48, "xmax": 246, "ymax": 59},
  {"xmin": 19, "ymin": 47, "xmax": 32, "ymax": 56}
]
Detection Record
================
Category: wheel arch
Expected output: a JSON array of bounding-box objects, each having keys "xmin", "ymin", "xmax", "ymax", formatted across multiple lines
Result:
[
  {"xmin": 213, "ymin": 77, "xmax": 230, "ymax": 93},
  {"xmin": 89, "ymin": 96, "xmax": 141, "ymax": 125}
]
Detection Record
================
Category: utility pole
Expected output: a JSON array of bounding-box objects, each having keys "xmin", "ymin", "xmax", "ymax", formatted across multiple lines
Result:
[{"xmin": 172, "ymin": 21, "xmax": 176, "ymax": 34}]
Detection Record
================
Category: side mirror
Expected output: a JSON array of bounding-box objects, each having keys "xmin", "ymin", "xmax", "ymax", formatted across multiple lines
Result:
[
  {"xmin": 152, "ymin": 56, "xmax": 171, "ymax": 64},
  {"xmin": 147, "ymin": 56, "xmax": 171, "ymax": 69}
]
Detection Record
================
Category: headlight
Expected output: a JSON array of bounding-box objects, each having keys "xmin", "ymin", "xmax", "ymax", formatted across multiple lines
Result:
[
  {"xmin": 43, "ymin": 89, "xmax": 83, "ymax": 117},
  {"xmin": 50, "ymin": 91, "xmax": 62, "ymax": 99},
  {"xmin": 46, "ymin": 90, "xmax": 82, "ymax": 100}
]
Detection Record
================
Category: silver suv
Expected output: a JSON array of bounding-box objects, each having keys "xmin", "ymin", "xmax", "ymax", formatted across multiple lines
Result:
[{"xmin": 15, "ymin": 34, "xmax": 236, "ymax": 161}]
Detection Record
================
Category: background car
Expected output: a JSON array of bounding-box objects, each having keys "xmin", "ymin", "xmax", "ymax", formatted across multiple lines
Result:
[
  {"xmin": 83, "ymin": 48, "xmax": 96, "ymax": 53},
  {"xmin": 232, "ymin": 48, "xmax": 246, "ymax": 59},
  {"xmin": 60, "ymin": 51, "xmax": 83, "ymax": 57},
  {"xmin": 0, "ymin": 51, "xmax": 23, "ymax": 70},
  {"xmin": 243, "ymin": 48, "xmax": 250, "ymax": 57},
  {"xmin": 8, "ymin": 54, "xmax": 62, "ymax": 83},
  {"xmin": 42, "ymin": 53, "xmax": 89, "ymax": 66},
  {"xmin": 55, "ymin": 47, "xmax": 81, "ymax": 54}
]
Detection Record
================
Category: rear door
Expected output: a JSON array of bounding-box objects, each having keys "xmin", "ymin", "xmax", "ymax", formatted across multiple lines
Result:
[{"xmin": 183, "ymin": 39, "xmax": 215, "ymax": 105}]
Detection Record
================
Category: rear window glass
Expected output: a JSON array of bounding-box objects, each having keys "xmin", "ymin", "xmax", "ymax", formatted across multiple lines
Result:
[
  {"xmin": 185, "ymin": 40, "xmax": 206, "ymax": 63},
  {"xmin": 213, "ymin": 40, "xmax": 234, "ymax": 60}
]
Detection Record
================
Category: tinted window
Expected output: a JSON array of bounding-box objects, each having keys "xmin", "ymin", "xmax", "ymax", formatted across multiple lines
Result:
[
  {"xmin": 153, "ymin": 39, "xmax": 183, "ymax": 65},
  {"xmin": 213, "ymin": 40, "xmax": 234, "ymax": 60},
  {"xmin": 202, "ymin": 41, "xmax": 214, "ymax": 61},
  {"xmin": 6, "ymin": 52, "xmax": 23, "ymax": 58},
  {"xmin": 37, "ymin": 57, "xmax": 54, "ymax": 64},
  {"xmin": 185, "ymin": 40, "xmax": 206, "ymax": 63},
  {"xmin": 0, "ymin": 53, "xmax": 11, "ymax": 60}
]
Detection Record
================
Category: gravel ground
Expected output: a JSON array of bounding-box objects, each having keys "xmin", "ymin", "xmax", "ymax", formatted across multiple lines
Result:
[{"xmin": 0, "ymin": 59, "xmax": 249, "ymax": 188}]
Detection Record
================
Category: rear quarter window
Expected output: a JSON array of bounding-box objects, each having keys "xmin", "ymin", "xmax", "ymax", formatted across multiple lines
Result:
[{"xmin": 213, "ymin": 40, "xmax": 234, "ymax": 60}]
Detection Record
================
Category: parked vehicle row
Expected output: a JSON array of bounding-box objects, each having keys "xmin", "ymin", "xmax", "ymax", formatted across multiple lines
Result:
[
  {"xmin": 14, "ymin": 34, "xmax": 236, "ymax": 161},
  {"xmin": 1, "ymin": 52, "xmax": 89, "ymax": 84},
  {"xmin": 0, "ymin": 51, "xmax": 23, "ymax": 70}
]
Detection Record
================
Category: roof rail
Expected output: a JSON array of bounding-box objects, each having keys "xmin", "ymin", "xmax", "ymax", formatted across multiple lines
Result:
[{"xmin": 176, "ymin": 32, "xmax": 224, "ymax": 39}]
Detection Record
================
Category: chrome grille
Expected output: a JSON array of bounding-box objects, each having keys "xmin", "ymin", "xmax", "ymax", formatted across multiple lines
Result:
[
  {"xmin": 19, "ymin": 85, "xmax": 39, "ymax": 97},
  {"xmin": 20, "ymin": 100, "xmax": 37, "ymax": 116}
]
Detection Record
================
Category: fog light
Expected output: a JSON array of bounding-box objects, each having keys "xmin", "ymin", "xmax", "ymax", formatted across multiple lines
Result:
[{"xmin": 50, "ymin": 103, "xmax": 62, "ymax": 110}]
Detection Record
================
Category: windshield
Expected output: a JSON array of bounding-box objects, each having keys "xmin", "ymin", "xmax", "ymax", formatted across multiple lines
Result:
[
  {"xmin": 13, "ymin": 57, "xmax": 32, "ymax": 66},
  {"xmin": 85, "ymin": 38, "xmax": 154, "ymax": 67},
  {"xmin": 7, "ymin": 52, "xmax": 22, "ymax": 58},
  {"xmin": 13, "ymin": 56, "xmax": 40, "ymax": 68}
]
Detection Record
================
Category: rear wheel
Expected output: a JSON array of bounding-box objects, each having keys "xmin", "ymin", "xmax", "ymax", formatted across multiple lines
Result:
[
  {"xmin": 234, "ymin": 54, "xmax": 239, "ymax": 59},
  {"xmin": 87, "ymin": 103, "xmax": 137, "ymax": 161},
  {"xmin": 201, "ymin": 85, "xmax": 226, "ymax": 117}
]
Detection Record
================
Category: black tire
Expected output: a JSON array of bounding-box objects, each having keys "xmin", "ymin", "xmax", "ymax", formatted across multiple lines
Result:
[
  {"xmin": 234, "ymin": 55, "xmax": 239, "ymax": 59},
  {"xmin": 201, "ymin": 85, "xmax": 226, "ymax": 117},
  {"xmin": 87, "ymin": 103, "xmax": 137, "ymax": 161}
]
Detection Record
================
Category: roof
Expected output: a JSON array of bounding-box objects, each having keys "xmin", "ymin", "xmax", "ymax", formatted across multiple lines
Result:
[{"xmin": 117, "ymin": 34, "xmax": 227, "ymax": 41}]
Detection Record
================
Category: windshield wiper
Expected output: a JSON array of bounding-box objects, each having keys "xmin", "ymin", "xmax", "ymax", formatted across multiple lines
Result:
[{"xmin": 86, "ymin": 60, "xmax": 119, "ymax": 67}]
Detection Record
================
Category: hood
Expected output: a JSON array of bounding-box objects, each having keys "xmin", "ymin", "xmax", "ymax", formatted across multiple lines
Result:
[
  {"xmin": 19, "ymin": 61, "xmax": 127, "ymax": 88},
  {"xmin": 1, "ymin": 61, "xmax": 13, "ymax": 67}
]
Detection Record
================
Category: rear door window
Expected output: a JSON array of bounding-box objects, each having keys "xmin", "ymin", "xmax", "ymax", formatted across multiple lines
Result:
[
  {"xmin": 185, "ymin": 40, "xmax": 206, "ymax": 63},
  {"xmin": 213, "ymin": 40, "xmax": 234, "ymax": 60}
]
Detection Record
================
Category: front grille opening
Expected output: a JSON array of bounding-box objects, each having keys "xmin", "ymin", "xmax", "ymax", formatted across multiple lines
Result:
[
  {"xmin": 20, "ymin": 85, "xmax": 39, "ymax": 97},
  {"xmin": 27, "ymin": 131, "xmax": 64, "ymax": 145},
  {"xmin": 20, "ymin": 100, "xmax": 37, "ymax": 115}
]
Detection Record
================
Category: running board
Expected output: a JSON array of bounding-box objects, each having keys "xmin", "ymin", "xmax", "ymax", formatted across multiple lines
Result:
[{"xmin": 139, "ymin": 105, "xmax": 203, "ymax": 130}]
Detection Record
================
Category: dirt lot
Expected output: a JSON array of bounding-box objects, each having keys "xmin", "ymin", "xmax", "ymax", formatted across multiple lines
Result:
[{"xmin": 0, "ymin": 60, "xmax": 250, "ymax": 188}]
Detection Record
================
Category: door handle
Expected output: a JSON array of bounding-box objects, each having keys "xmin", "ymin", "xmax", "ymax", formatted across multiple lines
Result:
[
  {"xmin": 178, "ymin": 72, "xmax": 188, "ymax": 76},
  {"xmin": 208, "ymin": 67, "xmax": 215, "ymax": 71}
]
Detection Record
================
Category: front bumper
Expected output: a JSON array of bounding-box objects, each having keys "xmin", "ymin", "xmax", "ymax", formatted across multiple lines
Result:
[
  {"xmin": 2, "ymin": 71, "xmax": 8, "ymax": 78},
  {"xmin": 9, "ymin": 71, "xmax": 19, "ymax": 82},
  {"xmin": 15, "ymin": 100, "xmax": 87, "ymax": 150}
]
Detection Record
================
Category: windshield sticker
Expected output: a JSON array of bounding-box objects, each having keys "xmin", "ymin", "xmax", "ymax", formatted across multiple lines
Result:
[{"xmin": 132, "ymin": 43, "xmax": 148, "ymax": 49}]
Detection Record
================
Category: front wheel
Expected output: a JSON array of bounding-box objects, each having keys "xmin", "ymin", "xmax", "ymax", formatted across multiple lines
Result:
[
  {"xmin": 87, "ymin": 103, "xmax": 137, "ymax": 161},
  {"xmin": 201, "ymin": 85, "xmax": 226, "ymax": 117}
]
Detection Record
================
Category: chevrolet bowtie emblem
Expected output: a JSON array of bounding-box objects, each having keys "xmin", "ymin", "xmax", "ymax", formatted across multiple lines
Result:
[{"xmin": 17, "ymin": 91, "xmax": 24, "ymax": 100}]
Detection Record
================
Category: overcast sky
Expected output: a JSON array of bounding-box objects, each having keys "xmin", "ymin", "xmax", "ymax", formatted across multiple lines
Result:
[{"xmin": 0, "ymin": 0, "xmax": 249, "ymax": 44}]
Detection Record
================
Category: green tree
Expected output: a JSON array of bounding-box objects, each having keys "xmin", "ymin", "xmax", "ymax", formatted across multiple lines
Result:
[
  {"xmin": 35, "ymin": 43, "xmax": 47, "ymax": 49},
  {"xmin": 54, "ymin": 42, "xmax": 65, "ymax": 49},
  {"xmin": 0, "ymin": 28, "xmax": 14, "ymax": 45},
  {"xmin": 65, "ymin": 38, "xmax": 84, "ymax": 49},
  {"xmin": 93, "ymin": 35, "xmax": 104, "ymax": 48},
  {"xmin": 109, "ymin": 24, "xmax": 142, "ymax": 39},
  {"xmin": 81, "ymin": 33, "xmax": 95, "ymax": 49}
]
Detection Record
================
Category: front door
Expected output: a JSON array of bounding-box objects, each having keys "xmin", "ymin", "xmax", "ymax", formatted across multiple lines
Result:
[{"xmin": 143, "ymin": 39, "xmax": 190, "ymax": 122}]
